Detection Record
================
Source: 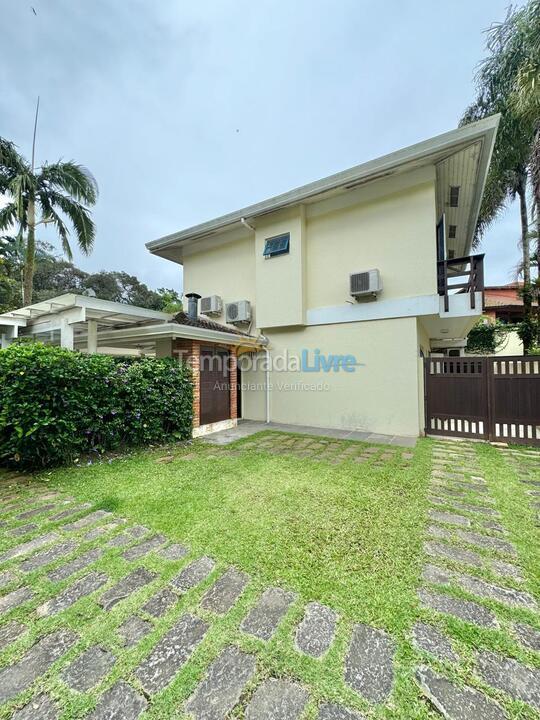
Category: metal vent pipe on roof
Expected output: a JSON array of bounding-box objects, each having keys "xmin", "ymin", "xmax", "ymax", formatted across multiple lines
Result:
[{"xmin": 185, "ymin": 293, "xmax": 201, "ymax": 321}]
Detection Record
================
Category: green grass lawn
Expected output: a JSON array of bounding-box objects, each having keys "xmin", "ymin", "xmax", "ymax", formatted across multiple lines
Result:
[
  {"xmin": 1, "ymin": 433, "xmax": 538, "ymax": 719},
  {"xmin": 28, "ymin": 433, "xmax": 431, "ymax": 719},
  {"xmin": 45, "ymin": 434, "xmax": 431, "ymax": 633}
]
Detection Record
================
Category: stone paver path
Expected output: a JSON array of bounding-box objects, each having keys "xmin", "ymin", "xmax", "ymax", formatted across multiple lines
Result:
[
  {"xmin": 416, "ymin": 439, "xmax": 540, "ymax": 719},
  {"xmin": 0, "ymin": 439, "xmax": 538, "ymax": 718}
]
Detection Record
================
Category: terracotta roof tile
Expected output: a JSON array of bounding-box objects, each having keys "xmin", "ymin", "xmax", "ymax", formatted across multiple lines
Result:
[{"xmin": 172, "ymin": 311, "xmax": 252, "ymax": 337}]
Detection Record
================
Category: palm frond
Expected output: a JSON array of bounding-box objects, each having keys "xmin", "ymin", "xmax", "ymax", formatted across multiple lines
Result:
[
  {"xmin": 39, "ymin": 190, "xmax": 96, "ymax": 255},
  {"xmin": 0, "ymin": 138, "xmax": 28, "ymax": 178},
  {"xmin": 39, "ymin": 162, "xmax": 98, "ymax": 205},
  {"xmin": 37, "ymin": 192, "xmax": 73, "ymax": 260},
  {"xmin": 0, "ymin": 203, "xmax": 18, "ymax": 232}
]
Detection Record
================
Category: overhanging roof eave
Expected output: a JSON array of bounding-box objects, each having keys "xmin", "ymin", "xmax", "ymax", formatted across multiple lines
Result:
[{"xmin": 82, "ymin": 322, "xmax": 263, "ymax": 348}]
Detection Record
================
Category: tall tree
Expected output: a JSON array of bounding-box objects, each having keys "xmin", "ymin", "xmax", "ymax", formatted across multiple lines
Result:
[
  {"xmin": 0, "ymin": 137, "xmax": 98, "ymax": 304},
  {"xmin": 461, "ymin": 1, "xmax": 540, "ymax": 351}
]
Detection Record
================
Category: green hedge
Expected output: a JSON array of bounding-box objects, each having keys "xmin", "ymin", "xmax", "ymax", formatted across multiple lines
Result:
[{"xmin": 0, "ymin": 342, "xmax": 193, "ymax": 468}]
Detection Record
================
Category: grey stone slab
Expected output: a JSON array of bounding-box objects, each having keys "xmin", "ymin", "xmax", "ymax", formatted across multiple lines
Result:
[
  {"xmin": 20, "ymin": 539, "xmax": 78, "ymax": 573},
  {"xmin": 88, "ymin": 680, "xmax": 148, "ymax": 720},
  {"xmin": 62, "ymin": 646, "xmax": 116, "ymax": 691},
  {"xmin": 200, "ymin": 566, "xmax": 249, "ymax": 615},
  {"xmin": 0, "ymin": 531, "xmax": 59, "ymax": 563},
  {"xmin": 118, "ymin": 616, "xmax": 152, "ymax": 647},
  {"xmin": 84, "ymin": 525, "xmax": 113, "ymax": 541},
  {"xmin": 428, "ymin": 525, "xmax": 454, "ymax": 541},
  {"xmin": 416, "ymin": 665, "xmax": 506, "ymax": 720},
  {"xmin": 106, "ymin": 531, "xmax": 133, "ymax": 548},
  {"xmin": 128, "ymin": 525, "xmax": 150, "ymax": 538},
  {"xmin": 135, "ymin": 613, "xmax": 208, "ymax": 695},
  {"xmin": 490, "ymin": 559, "xmax": 524, "ymax": 581},
  {"xmin": 99, "ymin": 567, "xmax": 156, "ymax": 611},
  {"xmin": 122, "ymin": 534, "xmax": 167, "ymax": 561},
  {"xmin": 480, "ymin": 521, "xmax": 505, "ymax": 533},
  {"xmin": 245, "ymin": 679, "xmax": 309, "ymax": 720},
  {"xmin": 37, "ymin": 571, "xmax": 108, "ymax": 617},
  {"xmin": 423, "ymin": 563, "xmax": 453, "ymax": 585},
  {"xmin": 442, "ymin": 484, "xmax": 490, "ymax": 498},
  {"xmin": 48, "ymin": 548, "xmax": 103, "ymax": 582},
  {"xmin": 11, "ymin": 523, "xmax": 38, "ymax": 537},
  {"xmin": 241, "ymin": 587, "xmax": 297, "ymax": 641},
  {"xmin": 141, "ymin": 587, "xmax": 177, "ymax": 618},
  {"xmin": 513, "ymin": 622, "xmax": 540, "ymax": 652},
  {"xmin": 63, "ymin": 509, "xmax": 111, "ymax": 531},
  {"xmin": 185, "ymin": 645, "xmax": 257, "ymax": 719},
  {"xmin": 158, "ymin": 543, "xmax": 189, "ymax": 561},
  {"xmin": 0, "ymin": 629, "xmax": 77, "ymax": 703},
  {"xmin": 318, "ymin": 703, "xmax": 365, "ymax": 720},
  {"xmin": 0, "ymin": 569, "xmax": 17, "ymax": 588},
  {"xmin": 429, "ymin": 511, "xmax": 471, "ymax": 527},
  {"xmin": 344, "ymin": 623, "xmax": 395, "ymax": 703},
  {"xmin": 0, "ymin": 585, "xmax": 34, "ymax": 614},
  {"xmin": 425, "ymin": 541, "xmax": 483, "ymax": 568},
  {"xmin": 455, "ymin": 530, "xmax": 517, "ymax": 556},
  {"xmin": 477, "ymin": 650, "xmax": 540, "ymax": 710},
  {"xmin": 17, "ymin": 502, "xmax": 57, "ymax": 520},
  {"xmin": 417, "ymin": 589, "xmax": 498, "ymax": 628},
  {"xmin": 0, "ymin": 620, "xmax": 26, "ymax": 649},
  {"xmin": 12, "ymin": 693, "xmax": 59, "ymax": 720},
  {"xmin": 456, "ymin": 573, "xmax": 537, "ymax": 610},
  {"xmin": 451, "ymin": 502, "xmax": 499, "ymax": 516},
  {"xmin": 412, "ymin": 622, "xmax": 457, "ymax": 662},
  {"xmin": 171, "ymin": 556, "xmax": 216, "ymax": 594},
  {"xmin": 295, "ymin": 602, "xmax": 338, "ymax": 658},
  {"xmin": 50, "ymin": 503, "xmax": 92, "ymax": 522}
]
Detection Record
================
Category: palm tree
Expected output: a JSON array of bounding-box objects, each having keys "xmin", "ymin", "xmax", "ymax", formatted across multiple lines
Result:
[
  {"xmin": 461, "ymin": 1, "xmax": 539, "ymax": 351},
  {"xmin": 0, "ymin": 138, "xmax": 98, "ymax": 304}
]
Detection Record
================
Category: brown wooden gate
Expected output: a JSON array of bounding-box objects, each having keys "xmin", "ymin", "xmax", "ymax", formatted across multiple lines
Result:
[
  {"xmin": 200, "ymin": 347, "xmax": 230, "ymax": 425},
  {"xmin": 425, "ymin": 356, "xmax": 540, "ymax": 446}
]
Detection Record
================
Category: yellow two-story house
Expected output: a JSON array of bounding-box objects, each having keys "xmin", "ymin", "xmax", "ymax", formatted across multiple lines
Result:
[{"xmin": 147, "ymin": 116, "xmax": 499, "ymax": 440}]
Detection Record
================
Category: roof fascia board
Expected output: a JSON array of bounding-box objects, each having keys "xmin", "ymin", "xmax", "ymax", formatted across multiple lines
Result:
[{"xmin": 86, "ymin": 322, "xmax": 261, "ymax": 347}]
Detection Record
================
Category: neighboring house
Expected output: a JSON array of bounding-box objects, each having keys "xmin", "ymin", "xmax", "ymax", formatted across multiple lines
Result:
[
  {"xmin": 0, "ymin": 116, "xmax": 500, "ymax": 440},
  {"xmin": 434, "ymin": 283, "xmax": 533, "ymax": 356},
  {"xmin": 146, "ymin": 116, "xmax": 499, "ymax": 439},
  {"xmin": 483, "ymin": 282, "xmax": 532, "ymax": 355}
]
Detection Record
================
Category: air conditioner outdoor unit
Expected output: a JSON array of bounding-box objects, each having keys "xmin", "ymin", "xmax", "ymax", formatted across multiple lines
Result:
[
  {"xmin": 226, "ymin": 300, "xmax": 251, "ymax": 324},
  {"xmin": 350, "ymin": 269, "xmax": 382, "ymax": 299},
  {"xmin": 200, "ymin": 295, "xmax": 222, "ymax": 316}
]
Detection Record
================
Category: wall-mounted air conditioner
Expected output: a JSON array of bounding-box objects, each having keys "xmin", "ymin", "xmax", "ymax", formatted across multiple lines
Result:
[
  {"xmin": 226, "ymin": 300, "xmax": 251, "ymax": 324},
  {"xmin": 350, "ymin": 269, "xmax": 382, "ymax": 299},
  {"xmin": 200, "ymin": 295, "xmax": 222, "ymax": 316}
]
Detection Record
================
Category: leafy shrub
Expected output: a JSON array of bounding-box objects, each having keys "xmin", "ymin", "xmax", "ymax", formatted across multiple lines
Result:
[
  {"xmin": 466, "ymin": 317, "xmax": 511, "ymax": 354},
  {"xmin": 0, "ymin": 342, "xmax": 193, "ymax": 468}
]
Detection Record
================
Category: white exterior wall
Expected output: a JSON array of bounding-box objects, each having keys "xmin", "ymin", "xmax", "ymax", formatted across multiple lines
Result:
[
  {"xmin": 182, "ymin": 166, "xmax": 438, "ymax": 437},
  {"xmin": 241, "ymin": 317, "xmax": 421, "ymax": 437}
]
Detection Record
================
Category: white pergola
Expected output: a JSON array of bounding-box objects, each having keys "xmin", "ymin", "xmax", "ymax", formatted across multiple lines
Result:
[
  {"xmin": 0, "ymin": 294, "xmax": 172, "ymax": 353},
  {"xmin": 0, "ymin": 293, "xmax": 263, "ymax": 355}
]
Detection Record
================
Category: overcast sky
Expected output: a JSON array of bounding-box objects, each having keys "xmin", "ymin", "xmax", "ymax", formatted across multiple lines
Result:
[{"xmin": 1, "ymin": 0, "xmax": 525, "ymax": 293}]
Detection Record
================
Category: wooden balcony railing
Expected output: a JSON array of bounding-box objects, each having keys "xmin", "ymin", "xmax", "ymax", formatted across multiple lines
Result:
[{"xmin": 437, "ymin": 254, "xmax": 485, "ymax": 313}]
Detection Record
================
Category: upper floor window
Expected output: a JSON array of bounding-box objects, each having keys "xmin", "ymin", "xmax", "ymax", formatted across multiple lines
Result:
[{"xmin": 263, "ymin": 233, "xmax": 290, "ymax": 258}]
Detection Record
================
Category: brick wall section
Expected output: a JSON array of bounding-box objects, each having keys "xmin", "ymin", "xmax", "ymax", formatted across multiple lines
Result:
[
  {"xmin": 229, "ymin": 347, "xmax": 238, "ymax": 421},
  {"xmin": 174, "ymin": 339, "xmax": 201, "ymax": 428}
]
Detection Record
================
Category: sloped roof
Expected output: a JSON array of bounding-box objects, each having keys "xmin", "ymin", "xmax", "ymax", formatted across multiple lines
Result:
[{"xmin": 172, "ymin": 311, "xmax": 253, "ymax": 337}]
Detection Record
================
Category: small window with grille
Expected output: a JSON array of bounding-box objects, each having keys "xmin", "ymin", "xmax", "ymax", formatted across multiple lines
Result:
[{"xmin": 263, "ymin": 233, "xmax": 290, "ymax": 258}]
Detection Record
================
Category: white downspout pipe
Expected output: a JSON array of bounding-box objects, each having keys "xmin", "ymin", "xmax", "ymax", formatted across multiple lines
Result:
[
  {"xmin": 265, "ymin": 347, "xmax": 270, "ymax": 423},
  {"xmin": 240, "ymin": 217, "xmax": 255, "ymax": 232}
]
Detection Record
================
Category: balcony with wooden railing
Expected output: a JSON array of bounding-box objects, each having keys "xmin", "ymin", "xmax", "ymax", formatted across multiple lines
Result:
[{"xmin": 437, "ymin": 254, "xmax": 485, "ymax": 313}]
